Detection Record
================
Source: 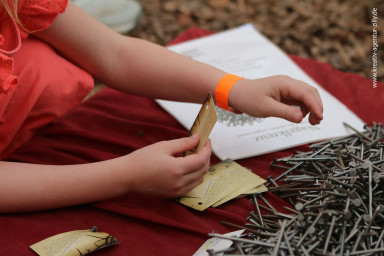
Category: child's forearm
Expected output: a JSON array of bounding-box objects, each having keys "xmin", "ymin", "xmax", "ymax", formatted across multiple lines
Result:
[
  {"xmin": 34, "ymin": 2, "xmax": 322, "ymax": 122},
  {"xmin": 0, "ymin": 160, "xmax": 128, "ymax": 213},
  {"xmin": 0, "ymin": 136, "xmax": 212, "ymax": 213},
  {"xmin": 104, "ymin": 37, "xmax": 226, "ymax": 104},
  {"xmin": 34, "ymin": 2, "xmax": 224, "ymax": 105}
]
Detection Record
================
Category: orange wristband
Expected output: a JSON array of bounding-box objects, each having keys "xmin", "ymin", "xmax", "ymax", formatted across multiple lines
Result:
[{"xmin": 215, "ymin": 74, "xmax": 244, "ymax": 111}]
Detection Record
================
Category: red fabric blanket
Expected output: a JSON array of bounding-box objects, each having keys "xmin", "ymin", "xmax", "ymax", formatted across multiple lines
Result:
[{"xmin": 2, "ymin": 28, "xmax": 383, "ymax": 256}]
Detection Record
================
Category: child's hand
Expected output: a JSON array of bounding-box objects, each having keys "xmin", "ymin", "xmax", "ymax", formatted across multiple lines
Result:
[
  {"xmin": 123, "ymin": 135, "xmax": 211, "ymax": 198},
  {"xmin": 228, "ymin": 75, "xmax": 323, "ymax": 125}
]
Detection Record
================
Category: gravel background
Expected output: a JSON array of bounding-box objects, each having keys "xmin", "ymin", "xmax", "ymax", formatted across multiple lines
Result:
[{"xmin": 130, "ymin": 0, "xmax": 384, "ymax": 81}]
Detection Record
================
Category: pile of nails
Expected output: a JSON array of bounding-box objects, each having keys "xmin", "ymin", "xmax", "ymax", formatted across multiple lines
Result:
[{"xmin": 207, "ymin": 123, "xmax": 384, "ymax": 255}]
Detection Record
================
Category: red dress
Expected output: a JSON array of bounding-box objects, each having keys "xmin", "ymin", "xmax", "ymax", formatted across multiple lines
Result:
[{"xmin": 0, "ymin": 0, "xmax": 94, "ymax": 158}]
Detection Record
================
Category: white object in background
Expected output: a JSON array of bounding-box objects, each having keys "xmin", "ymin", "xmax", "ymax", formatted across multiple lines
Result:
[
  {"xmin": 193, "ymin": 230, "xmax": 244, "ymax": 256},
  {"xmin": 73, "ymin": 0, "xmax": 142, "ymax": 33}
]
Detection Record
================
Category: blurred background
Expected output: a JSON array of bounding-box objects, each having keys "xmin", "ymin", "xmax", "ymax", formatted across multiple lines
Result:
[{"xmin": 130, "ymin": 0, "xmax": 383, "ymax": 81}]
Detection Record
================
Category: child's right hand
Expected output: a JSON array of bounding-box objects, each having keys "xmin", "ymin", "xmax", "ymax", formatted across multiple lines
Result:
[{"xmin": 120, "ymin": 135, "xmax": 212, "ymax": 198}]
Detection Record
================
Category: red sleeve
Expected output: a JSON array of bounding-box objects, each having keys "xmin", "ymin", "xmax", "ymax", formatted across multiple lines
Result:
[{"xmin": 17, "ymin": 0, "xmax": 68, "ymax": 32}]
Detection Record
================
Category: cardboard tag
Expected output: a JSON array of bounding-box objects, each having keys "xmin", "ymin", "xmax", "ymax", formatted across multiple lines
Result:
[
  {"xmin": 178, "ymin": 159, "xmax": 266, "ymax": 211},
  {"xmin": 185, "ymin": 93, "xmax": 217, "ymax": 156},
  {"xmin": 210, "ymin": 161, "xmax": 266, "ymax": 207},
  {"xmin": 30, "ymin": 228, "xmax": 119, "ymax": 256}
]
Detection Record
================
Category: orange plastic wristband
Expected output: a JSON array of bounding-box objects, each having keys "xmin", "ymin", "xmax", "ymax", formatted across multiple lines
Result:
[{"xmin": 215, "ymin": 74, "xmax": 244, "ymax": 111}]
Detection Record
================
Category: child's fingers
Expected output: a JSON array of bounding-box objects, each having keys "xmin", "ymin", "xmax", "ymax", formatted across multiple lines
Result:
[
  {"xmin": 170, "ymin": 140, "xmax": 211, "ymax": 197},
  {"xmin": 182, "ymin": 159, "xmax": 210, "ymax": 189},
  {"xmin": 263, "ymin": 98, "xmax": 304, "ymax": 123},
  {"xmin": 181, "ymin": 175, "xmax": 207, "ymax": 196},
  {"xmin": 178, "ymin": 149, "xmax": 211, "ymax": 196},
  {"xmin": 308, "ymin": 112, "xmax": 322, "ymax": 125},
  {"xmin": 163, "ymin": 135, "xmax": 200, "ymax": 155},
  {"xmin": 179, "ymin": 139, "xmax": 212, "ymax": 175},
  {"xmin": 278, "ymin": 76, "xmax": 323, "ymax": 121},
  {"xmin": 280, "ymin": 98, "xmax": 320, "ymax": 125}
]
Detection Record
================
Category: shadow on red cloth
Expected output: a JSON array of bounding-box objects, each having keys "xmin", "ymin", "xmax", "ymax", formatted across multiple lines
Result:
[{"xmin": 2, "ymin": 27, "xmax": 383, "ymax": 256}]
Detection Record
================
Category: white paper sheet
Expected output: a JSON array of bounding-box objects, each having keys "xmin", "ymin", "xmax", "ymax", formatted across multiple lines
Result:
[
  {"xmin": 193, "ymin": 230, "xmax": 244, "ymax": 256},
  {"xmin": 157, "ymin": 24, "xmax": 365, "ymax": 160}
]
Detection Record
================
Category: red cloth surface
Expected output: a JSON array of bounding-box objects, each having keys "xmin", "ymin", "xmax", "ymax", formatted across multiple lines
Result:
[{"xmin": 1, "ymin": 28, "xmax": 383, "ymax": 256}]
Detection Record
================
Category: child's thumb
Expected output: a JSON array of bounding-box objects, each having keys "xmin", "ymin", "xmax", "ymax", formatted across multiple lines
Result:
[{"xmin": 168, "ymin": 135, "xmax": 200, "ymax": 154}]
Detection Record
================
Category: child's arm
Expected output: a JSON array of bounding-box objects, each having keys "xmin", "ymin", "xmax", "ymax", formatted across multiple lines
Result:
[
  {"xmin": 0, "ymin": 136, "xmax": 211, "ymax": 213},
  {"xmin": 34, "ymin": 2, "xmax": 323, "ymax": 125},
  {"xmin": 2, "ymin": 2, "xmax": 324, "ymax": 213}
]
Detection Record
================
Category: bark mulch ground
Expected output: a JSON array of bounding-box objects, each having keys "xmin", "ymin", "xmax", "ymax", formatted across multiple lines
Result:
[{"xmin": 131, "ymin": 0, "xmax": 383, "ymax": 81}]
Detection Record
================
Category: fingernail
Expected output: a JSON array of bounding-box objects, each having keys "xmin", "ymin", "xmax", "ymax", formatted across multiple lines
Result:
[{"xmin": 294, "ymin": 111, "xmax": 302, "ymax": 122}]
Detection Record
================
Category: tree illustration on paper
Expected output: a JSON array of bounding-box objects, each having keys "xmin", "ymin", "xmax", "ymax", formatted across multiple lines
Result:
[{"xmin": 215, "ymin": 107, "xmax": 264, "ymax": 127}]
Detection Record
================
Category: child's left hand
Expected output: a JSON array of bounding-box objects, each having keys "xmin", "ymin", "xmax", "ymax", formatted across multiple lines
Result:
[{"xmin": 228, "ymin": 75, "xmax": 323, "ymax": 125}]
